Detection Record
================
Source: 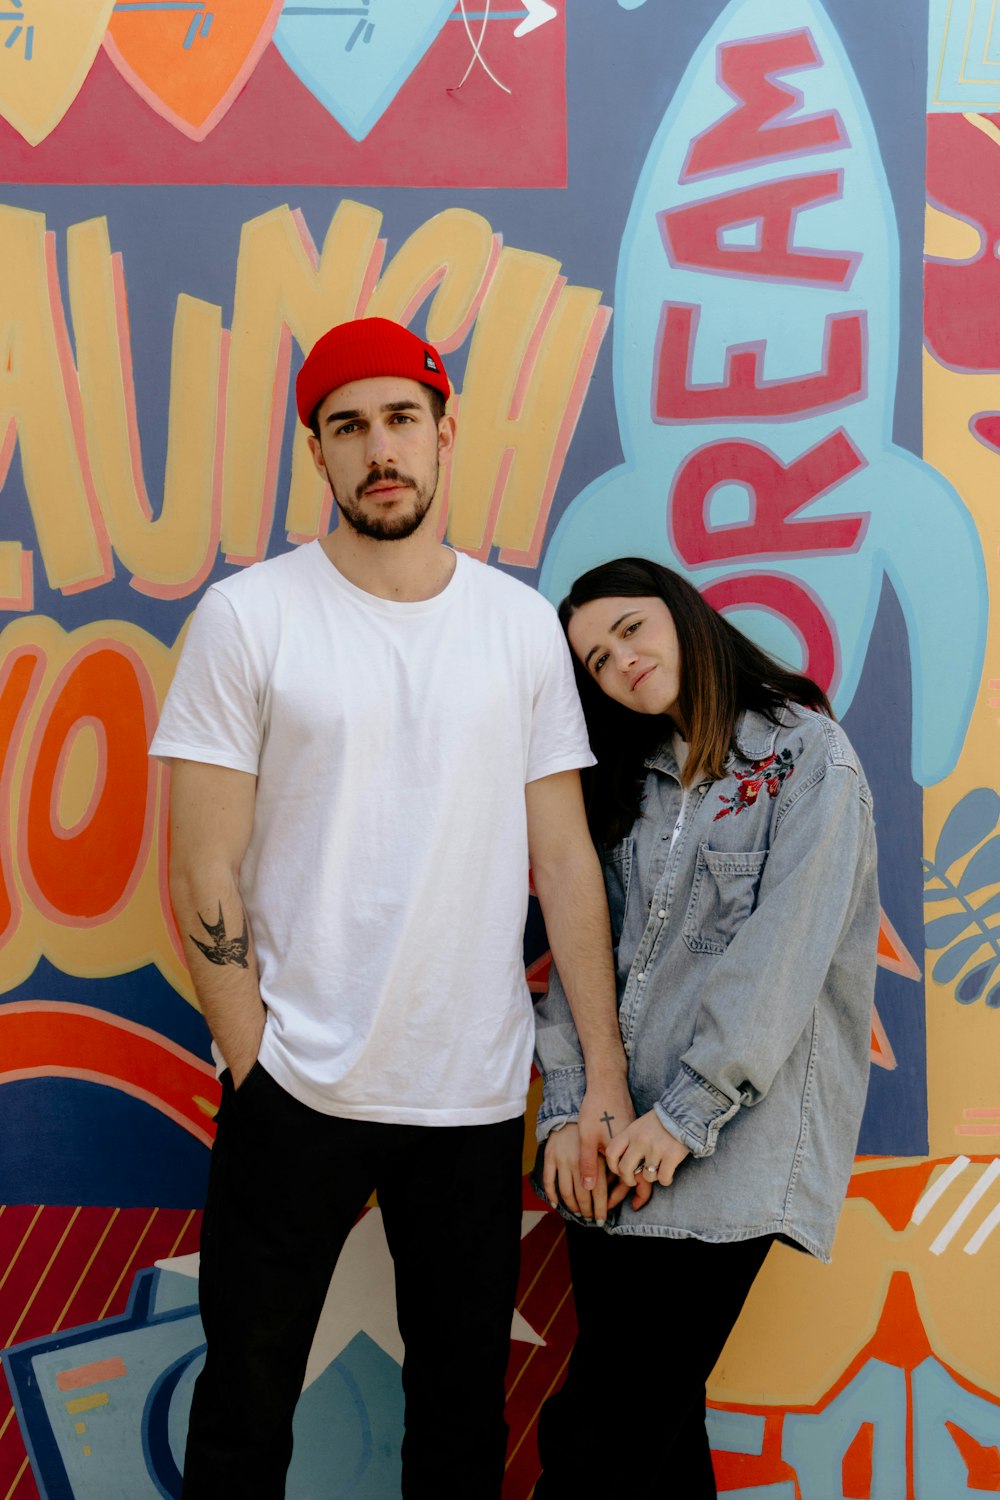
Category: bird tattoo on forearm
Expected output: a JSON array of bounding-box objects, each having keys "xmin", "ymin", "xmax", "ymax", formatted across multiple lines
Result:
[{"xmin": 189, "ymin": 904, "xmax": 250, "ymax": 968}]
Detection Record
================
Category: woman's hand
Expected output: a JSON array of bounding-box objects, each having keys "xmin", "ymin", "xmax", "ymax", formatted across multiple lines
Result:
[
  {"xmin": 543, "ymin": 1124, "xmax": 613, "ymax": 1225},
  {"xmin": 605, "ymin": 1111, "xmax": 690, "ymax": 1211}
]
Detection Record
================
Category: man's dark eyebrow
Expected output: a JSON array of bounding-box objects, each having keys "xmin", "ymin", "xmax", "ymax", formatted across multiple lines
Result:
[
  {"xmin": 583, "ymin": 611, "xmax": 641, "ymax": 669},
  {"xmin": 322, "ymin": 399, "xmax": 423, "ymax": 426}
]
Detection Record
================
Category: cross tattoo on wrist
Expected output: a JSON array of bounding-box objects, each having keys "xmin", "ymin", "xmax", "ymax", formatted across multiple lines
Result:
[{"xmin": 600, "ymin": 1112, "xmax": 615, "ymax": 1138}]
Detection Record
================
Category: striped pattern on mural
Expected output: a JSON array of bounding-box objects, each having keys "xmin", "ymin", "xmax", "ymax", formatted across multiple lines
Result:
[{"xmin": 0, "ymin": 1205, "xmax": 202, "ymax": 1498}]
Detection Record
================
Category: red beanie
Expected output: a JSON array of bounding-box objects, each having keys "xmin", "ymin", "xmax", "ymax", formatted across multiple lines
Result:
[{"xmin": 295, "ymin": 317, "xmax": 451, "ymax": 427}]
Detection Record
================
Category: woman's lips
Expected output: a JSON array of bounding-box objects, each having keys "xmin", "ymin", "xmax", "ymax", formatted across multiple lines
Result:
[{"xmin": 631, "ymin": 666, "xmax": 655, "ymax": 691}]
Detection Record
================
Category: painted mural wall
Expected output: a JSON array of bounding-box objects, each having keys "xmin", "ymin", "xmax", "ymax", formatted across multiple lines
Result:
[{"xmin": 0, "ymin": 1, "xmax": 996, "ymax": 1495}]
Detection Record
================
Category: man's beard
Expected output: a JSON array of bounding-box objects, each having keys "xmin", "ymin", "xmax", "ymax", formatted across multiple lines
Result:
[{"xmin": 335, "ymin": 464, "xmax": 437, "ymax": 542}]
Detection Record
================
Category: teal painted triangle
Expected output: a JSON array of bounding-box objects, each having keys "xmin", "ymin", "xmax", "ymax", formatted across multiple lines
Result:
[{"xmin": 274, "ymin": 0, "xmax": 455, "ymax": 141}]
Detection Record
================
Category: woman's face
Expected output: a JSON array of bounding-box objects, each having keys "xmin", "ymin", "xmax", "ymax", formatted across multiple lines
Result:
[{"xmin": 567, "ymin": 595, "xmax": 684, "ymax": 727}]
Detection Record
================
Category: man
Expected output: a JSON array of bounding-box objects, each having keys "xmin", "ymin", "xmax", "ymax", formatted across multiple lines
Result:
[{"xmin": 151, "ymin": 316, "xmax": 631, "ymax": 1498}]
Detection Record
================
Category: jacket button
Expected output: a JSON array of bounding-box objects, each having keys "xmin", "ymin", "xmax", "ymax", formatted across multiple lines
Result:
[{"xmin": 657, "ymin": 909, "xmax": 666, "ymax": 919}]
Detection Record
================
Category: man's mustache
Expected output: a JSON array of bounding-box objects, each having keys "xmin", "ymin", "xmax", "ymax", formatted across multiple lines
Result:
[{"xmin": 356, "ymin": 468, "xmax": 416, "ymax": 500}]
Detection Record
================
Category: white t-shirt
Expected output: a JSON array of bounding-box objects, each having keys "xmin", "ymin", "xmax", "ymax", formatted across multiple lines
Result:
[{"xmin": 151, "ymin": 543, "xmax": 594, "ymax": 1125}]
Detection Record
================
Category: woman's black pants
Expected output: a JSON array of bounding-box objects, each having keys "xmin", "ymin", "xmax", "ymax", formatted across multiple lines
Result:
[
  {"xmin": 181, "ymin": 1064, "xmax": 524, "ymax": 1499},
  {"xmin": 535, "ymin": 1220, "xmax": 774, "ymax": 1499}
]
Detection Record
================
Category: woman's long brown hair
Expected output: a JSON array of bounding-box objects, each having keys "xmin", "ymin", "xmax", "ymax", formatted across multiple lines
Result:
[{"xmin": 559, "ymin": 558, "xmax": 832, "ymax": 845}]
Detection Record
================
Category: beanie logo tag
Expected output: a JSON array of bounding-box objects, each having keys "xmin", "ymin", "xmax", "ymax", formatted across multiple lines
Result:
[{"xmin": 423, "ymin": 350, "xmax": 439, "ymax": 372}]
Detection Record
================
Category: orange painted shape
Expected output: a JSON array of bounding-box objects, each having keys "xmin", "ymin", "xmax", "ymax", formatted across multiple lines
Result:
[
  {"xmin": 525, "ymin": 951, "xmax": 552, "ymax": 995},
  {"xmin": 24, "ymin": 646, "xmax": 152, "ymax": 922},
  {"xmin": 56, "ymin": 1357, "xmax": 127, "ymax": 1393},
  {"xmin": 713, "ymin": 1412, "xmax": 793, "ymax": 1491},
  {"xmin": 0, "ymin": 1001, "xmax": 220, "ymax": 1147},
  {"xmin": 870, "ymin": 1004, "xmax": 897, "ymax": 1071},
  {"xmin": 0, "ymin": 649, "xmax": 42, "ymax": 942},
  {"xmin": 842, "ymin": 1420, "xmax": 874, "ymax": 1499},
  {"xmin": 865, "ymin": 1271, "xmax": 933, "ymax": 1372},
  {"xmin": 104, "ymin": 0, "xmax": 283, "ymax": 142},
  {"xmin": 846, "ymin": 1162, "xmax": 938, "ymax": 1231},
  {"xmin": 945, "ymin": 1421, "xmax": 1000, "ymax": 1490}
]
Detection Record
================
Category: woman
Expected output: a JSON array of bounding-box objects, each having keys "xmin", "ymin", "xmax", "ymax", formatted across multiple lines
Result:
[{"xmin": 532, "ymin": 557, "xmax": 879, "ymax": 1500}]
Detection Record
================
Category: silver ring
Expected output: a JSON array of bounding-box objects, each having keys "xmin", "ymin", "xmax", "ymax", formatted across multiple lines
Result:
[{"xmin": 643, "ymin": 1163, "xmax": 659, "ymax": 1178}]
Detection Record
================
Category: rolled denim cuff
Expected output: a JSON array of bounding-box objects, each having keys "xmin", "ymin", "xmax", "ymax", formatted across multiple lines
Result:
[
  {"xmin": 536, "ymin": 1065, "xmax": 587, "ymax": 1142},
  {"xmin": 655, "ymin": 1063, "xmax": 741, "ymax": 1158}
]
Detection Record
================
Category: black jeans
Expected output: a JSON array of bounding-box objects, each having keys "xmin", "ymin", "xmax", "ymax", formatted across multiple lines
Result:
[
  {"xmin": 535, "ymin": 1222, "xmax": 774, "ymax": 1500},
  {"xmin": 182, "ymin": 1063, "xmax": 524, "ymax": 1499}
]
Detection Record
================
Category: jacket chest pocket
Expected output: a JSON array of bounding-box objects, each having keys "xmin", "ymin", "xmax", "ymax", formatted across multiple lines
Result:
[
  {"xmin": 683, "ymin": 845, "xmax": 767, "ymax": 955},
  {"xmin": 602, "ymin": 838, "xmax": 635, "ymax": 948}
]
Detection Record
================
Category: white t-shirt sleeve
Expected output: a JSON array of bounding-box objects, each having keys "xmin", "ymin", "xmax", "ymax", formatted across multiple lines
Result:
[
  {"xmin": 149, "ymin": 587, "xmax": 262, "ymax": 774},
  {"xmin": 525, "ymin": 610, "xmax": 596, "ymax": 784}
]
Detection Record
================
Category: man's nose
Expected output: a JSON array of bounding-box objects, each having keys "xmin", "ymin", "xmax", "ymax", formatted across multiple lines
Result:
[{"xmin": 366, "ymin": 422, "xmax": 395, "ymax": 465}]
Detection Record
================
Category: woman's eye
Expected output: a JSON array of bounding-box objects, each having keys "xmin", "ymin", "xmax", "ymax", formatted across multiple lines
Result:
[
  {"xmin": 593, "ymin": 653, "xmax": 608, "ymax": 674},
  {"xmin": 623, "ymin": 620, "xmax": 640, "ymax": 637}
]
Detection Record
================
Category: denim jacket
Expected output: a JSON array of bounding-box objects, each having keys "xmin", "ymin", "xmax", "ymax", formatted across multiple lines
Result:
[{"xmin": 534, "ymin": 706, "xmax": 879, "ymax": 1261}]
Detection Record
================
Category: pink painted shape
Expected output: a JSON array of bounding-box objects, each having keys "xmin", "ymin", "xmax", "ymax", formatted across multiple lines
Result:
[
  {"xmin": 971, "ymin": 411, "xmax": 1000, "ymax": 455},
  {"xmin": 56, "ymin": 1357, "xmax": 127, "ymax": 1392}
]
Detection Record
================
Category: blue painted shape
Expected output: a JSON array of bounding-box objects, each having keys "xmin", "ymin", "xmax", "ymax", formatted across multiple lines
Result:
[
  {"xmin": 2, "ymin": 1269, "xmax": 203, "ymax": 1500},
  {"xmin": 288, "ymin": 1333, "xmax": 404, "ymax": 1499},
  {"xmin": 716, "ymin": 1485, "xmax": 797, "ymax": 1499},
  {"xmin": 707, "ymin": 1407, "xmax": 767, "ymax": 1456},
  {"xmin": 912, "ymin": 1356, "xmax": 1000, "ymax": 1499},
  {"xmin": 929, "ymin": 0, "xmax": 1000, "ymax": 111},
  {"xmin": 782, "ymin": 1358, "xmax": 907, "ymax": 1499},
  {"xmin": 274, "ymin": 0, "xmax": 454, "ymax": 141},
  {"xmin": 3, "ymin": 1265, "xmax": 405, "ymax": 1500},
  {"xmin": 539, "ymin": 0, "xmax": 985, "ymax": 787}
]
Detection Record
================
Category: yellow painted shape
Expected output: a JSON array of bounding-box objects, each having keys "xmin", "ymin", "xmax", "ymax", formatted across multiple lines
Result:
[
  {"xmin": 55, "ymin": 723, "xmax": 101, "ymax": 833},
  {"xmin": 922, "ymin": 348, "xmax": 1000, "ymax": 1155},
  {"xmin": 712, "ymin": 1160, "xmax": 1000, "ymax": 1405},
  {"xmin": 0, "ymin": 1, "xmax": 115, "ymax": 146},
  {"xmin": 366, "ymin": 208, "xmax": 496, "ymax": 344},
  {"xmin": 0, "ymin": 205, "xmax": 109, "ymax": 595},
  {"xmin": 286, "ymin": 207, "xmax": 499, "ymax": 543},
  {"xmin": 965, "ymin": 110, "xmax": 1000, "ymax": 148},
  {"xmin": 449, "ymin": 247, "xmax": 603, "ymax": 558},
  {"xmin": 67, "ymin": 217, "xmax": 225, "ymax": 596},
  {"xmin": 223, "ymin": 201, "xmax": 383, "ymax": 561},
  {"xmin": 0, "ymin": 614, "xmax": 192, "ymax": 1001},
  {"xmin": 74, "ymin": 1423, "xmax": 86, "ymax": 1435},
  {"xmin": 925, "ymin": 202, "xmax": 982, "ymax": 262},
  {"xmin": 65, "ymin": 1392, "xmax": 108, "ymax": 1416}
]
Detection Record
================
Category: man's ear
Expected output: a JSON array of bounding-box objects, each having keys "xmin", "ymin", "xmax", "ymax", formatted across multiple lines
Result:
[
  {"xmin": 307, "ymin": 433, "xmax": 328, "ymax": 479},
  {"xmin": 437, "ymin": 413, "xmax": 457, "ymax": 458}
]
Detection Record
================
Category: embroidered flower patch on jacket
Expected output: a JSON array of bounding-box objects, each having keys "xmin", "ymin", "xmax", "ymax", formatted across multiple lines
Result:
[{"xmin": 714, "ymin": 747, "xmax": 797, "ymax": 820}]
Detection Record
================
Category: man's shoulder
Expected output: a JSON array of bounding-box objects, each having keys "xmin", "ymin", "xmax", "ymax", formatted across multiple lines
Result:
[
  {"xmin": 458, "ymin": 555, "xmax": 560, "ymax": 621},
  {"xmin": 207, "ymin": 543, "xmax": 316, "ymax": 610}
]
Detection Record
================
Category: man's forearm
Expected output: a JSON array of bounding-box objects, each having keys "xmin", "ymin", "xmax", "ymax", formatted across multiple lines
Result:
[
  {"xmin": 532, "ymin": 845, "xmax": 627, "ymax": 1083},
  {"xmin": 171, "ymin": 864, "xmax": 266, "ymax": 1085}
]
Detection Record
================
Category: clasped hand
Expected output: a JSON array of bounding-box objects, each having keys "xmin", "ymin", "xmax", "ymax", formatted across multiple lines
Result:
[{"xmin": 543, "ymin": 1104, "xmax": 690, "ymax": 1222}]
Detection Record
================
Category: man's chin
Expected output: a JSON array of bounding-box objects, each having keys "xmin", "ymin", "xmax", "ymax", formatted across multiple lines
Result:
[{"xmin": 337, "ymin": 498, "xmax": 432, "ymax": 543}]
